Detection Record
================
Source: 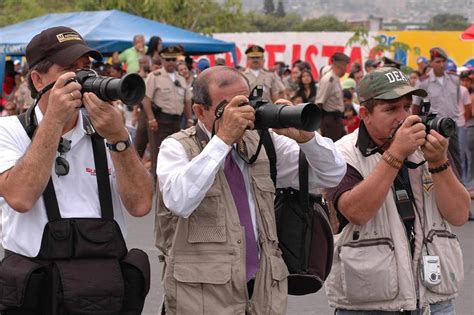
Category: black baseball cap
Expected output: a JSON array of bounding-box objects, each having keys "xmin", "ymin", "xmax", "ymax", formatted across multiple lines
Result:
[{"xmin": 26, "ymin": 26, "xmax": 102, "ymax": 68}]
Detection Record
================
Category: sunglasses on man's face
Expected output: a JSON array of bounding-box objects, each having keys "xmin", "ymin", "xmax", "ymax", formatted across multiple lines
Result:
[
  {"xmin": 55, "ymin": 138, "xmax": 71, "ymax": 177},
  {"xmin": 164, "ymin": 58, "xmax": 177, "ymax": 62}
]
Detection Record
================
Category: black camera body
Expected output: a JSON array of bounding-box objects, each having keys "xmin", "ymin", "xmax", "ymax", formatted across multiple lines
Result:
[
  {"xmin": 418, "ymin": 101, "xmax": 455, "ymax": 138},
  {"xmin": 248, "ymin": 86, "xmax": 321, "ymax": 131},
  {"xmin": 75, "ymin": 69, "xmax": 145, "ymax": 105}
]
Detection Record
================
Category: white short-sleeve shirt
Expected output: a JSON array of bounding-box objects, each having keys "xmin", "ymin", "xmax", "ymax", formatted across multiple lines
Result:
[{"xmin": 0, "ymin": 107, "xmax": 127, "ymax": 257}]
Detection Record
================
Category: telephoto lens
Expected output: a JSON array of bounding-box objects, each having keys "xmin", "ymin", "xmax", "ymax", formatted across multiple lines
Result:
[
  {"xmin": 75, "ymin": 69, "xmax": 146, "ymax": 104},
  {"xmin": 253, "ymin": 102, "xmax": 321, "ymax": 132}
]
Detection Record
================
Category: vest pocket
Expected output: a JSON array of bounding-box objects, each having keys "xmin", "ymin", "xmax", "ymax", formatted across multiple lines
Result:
[
  {"xmin": 53, "ymin": 259, "xmax": 124, "ymax": 313},
  {"xmin": 121, "ymin": 248, "xmax": 151, "ymax": 313},
  {"xmin": 269, "ymin": 255, "xmax": 289, "ymax": 314},
  {"xmin": 37, "ymin": 219, "xmax": 73, "ymax": 259},
  {"xmin": 424, "ymin": 230, "xmax": 464, "ymax": 295},
  {"xmin": 340, "ymin": 238, "xmax": 399, "ymax": 303},
  {"xmin": 73, "ymin": 219, "xmax": 127, "ymax": 258},
  {"xmin": 188, "ymin": 188, "xmax": 226, "ymax": 243},
  {"xmin": 0, "ymin": 254, "xmax": 46, "ymax": 311},
  {"xmin": 252, "ymin": 175, "xmax": 277, "ymax": 241},
  {"xmin": 173, "ymin": 262, "xmax": 234, "ymax": 314}
]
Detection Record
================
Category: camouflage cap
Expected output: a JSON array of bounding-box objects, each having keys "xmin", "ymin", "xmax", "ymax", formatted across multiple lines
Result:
[{"xmin": 357, "ymin": 67, "xmax": 427, "ymax": 103}]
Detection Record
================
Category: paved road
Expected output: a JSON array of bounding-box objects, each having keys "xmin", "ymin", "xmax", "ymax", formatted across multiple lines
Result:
[
  {"xmin": 1, "ymin": 202, "xmax": 473, "ymax": 314},
  {"xmin": 124, "ymin": 201, "xmax": 474, "ymax": 315}
]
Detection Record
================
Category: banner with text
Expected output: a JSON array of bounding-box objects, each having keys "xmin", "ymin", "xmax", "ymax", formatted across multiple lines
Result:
[{"xmin": 208, "ymin": 31, "xmax": 473, "ymax": 80}]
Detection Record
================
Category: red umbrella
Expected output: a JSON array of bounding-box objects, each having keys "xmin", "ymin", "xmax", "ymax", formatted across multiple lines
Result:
[{"xmin": 460, "ymin": 24, "xmax": 474, "ymax": 41}]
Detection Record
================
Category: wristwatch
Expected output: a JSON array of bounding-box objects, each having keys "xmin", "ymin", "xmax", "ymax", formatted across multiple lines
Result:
[{"xmin": 106, "ymin": 134, "xmax": 132, "ymax": 152}]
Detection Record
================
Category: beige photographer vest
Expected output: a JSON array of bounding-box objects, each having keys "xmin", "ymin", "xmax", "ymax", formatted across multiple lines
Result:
[
  {"xmin": 155, "ymin": 127, "xmax": 289, "ymax": 315},
  {"xmin": 325, "ymin": 130, "xmax": 464, "ymax": 311}
]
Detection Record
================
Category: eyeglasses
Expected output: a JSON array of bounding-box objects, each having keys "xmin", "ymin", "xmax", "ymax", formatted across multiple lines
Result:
[
  {"xmin": 164, "ymin": 58, "xmax": 177, "ymax": 62},
  {"xmin": 55, "ymin": 137, "xmax": 71, "ymax": 176}
]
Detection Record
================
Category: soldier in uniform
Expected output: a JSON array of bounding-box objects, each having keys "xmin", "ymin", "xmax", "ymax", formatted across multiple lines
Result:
[
  {"xmin": 242, "ymin": 45, "xmax": 285, "ymax": 102},
  {"xmin": 142, "ymin": 45, "xmax": 193, "ymax": 178},
  {"xmin": 315, "ymin": 52, "xmax": 350, "ymax": 142}
]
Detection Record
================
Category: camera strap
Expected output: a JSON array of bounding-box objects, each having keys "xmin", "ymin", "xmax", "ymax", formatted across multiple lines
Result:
[
  {"xmin": 209, "ymin": 99, "xmax": 264, "ymax": 165},
  {"xmin": 393, "ymin": 165, "xmax": 416, "ymax": 255}
]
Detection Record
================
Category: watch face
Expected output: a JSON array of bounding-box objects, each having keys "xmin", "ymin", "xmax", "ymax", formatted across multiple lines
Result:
[{"xmin": 116, "ymin": 142, "xmax": 127, "ymax": 151}]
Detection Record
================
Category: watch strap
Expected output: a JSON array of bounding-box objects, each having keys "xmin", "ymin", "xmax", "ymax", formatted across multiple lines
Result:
[{"xmin": 106, "ymin": 133, "xmax": 132, "ymax": 152}]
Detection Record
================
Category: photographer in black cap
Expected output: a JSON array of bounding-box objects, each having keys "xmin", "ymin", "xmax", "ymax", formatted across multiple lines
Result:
[{"xmin": 0, "ymin": 26, "xmax": 152, "ymax": 314}]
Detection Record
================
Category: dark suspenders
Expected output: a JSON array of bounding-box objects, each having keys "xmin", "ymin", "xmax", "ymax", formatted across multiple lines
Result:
[{"xmin": 17, "ymin": 112, "xmax": 114, "ymax": 220}]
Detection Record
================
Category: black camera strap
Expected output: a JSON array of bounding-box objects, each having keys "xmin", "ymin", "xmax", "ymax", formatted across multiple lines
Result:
[
  {"xmin": 393, "ymin": 165, "xmax": 416, "ymax": 255},
  {"xmin": 17, "ymin": 111, "xmax": 114, "ymax": 221}
]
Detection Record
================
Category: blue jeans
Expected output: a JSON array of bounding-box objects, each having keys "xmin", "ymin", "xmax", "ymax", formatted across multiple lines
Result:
[{"xmin": 336, "ymin": 300, "xmax": 455, "ymax": 315}]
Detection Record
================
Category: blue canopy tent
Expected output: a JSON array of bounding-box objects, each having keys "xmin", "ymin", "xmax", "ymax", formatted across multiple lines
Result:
[{"xmin": 0, "ymin": 10, "xmax": 237, "ymax": 92}]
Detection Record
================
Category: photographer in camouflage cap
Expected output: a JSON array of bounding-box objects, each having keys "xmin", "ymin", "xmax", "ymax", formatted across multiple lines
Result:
[{"xmin": 325, "ymin": 67, "xmax": 469, "ymax": 314}]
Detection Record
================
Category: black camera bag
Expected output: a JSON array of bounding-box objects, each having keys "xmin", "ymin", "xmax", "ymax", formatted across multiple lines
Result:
[
  {"xmin": 261, "ymin": 130, "xmax": 334, "ymax": 295},
  {"xmin": 0, "ymin": 111, "xmax": 150, "ymax": 314}
]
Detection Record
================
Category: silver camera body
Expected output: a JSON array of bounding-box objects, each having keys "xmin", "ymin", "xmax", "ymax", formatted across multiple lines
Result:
[{"xmin": 420, "ymin": 255, "xmax": 441, "ymax": 287}]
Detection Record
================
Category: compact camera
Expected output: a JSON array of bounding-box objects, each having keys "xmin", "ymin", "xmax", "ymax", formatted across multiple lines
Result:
[
  {"xmin": 418, "ymin": 101, "xmax": 455, "ymax": 138},
  {"xmin": 420, "ymin": 255, "xmax": 441, "ymax": 287}
]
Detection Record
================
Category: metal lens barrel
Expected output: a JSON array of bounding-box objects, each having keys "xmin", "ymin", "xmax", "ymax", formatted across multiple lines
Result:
[
  {"xmin": 427, "ymin": 116, "xmax": 455, "ymax": 138},
  {"xmin": 255, "ymin": 102, "xmax": 321, "ymax": 131},
  {"xmin": 78, "ymin": 70, "xmax": 145, "ymax": 104}
]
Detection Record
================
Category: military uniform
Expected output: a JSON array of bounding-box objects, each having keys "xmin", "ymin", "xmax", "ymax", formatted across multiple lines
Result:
[
  {"xmin": 315, "ymin": 67, "xmax": 346, "ymax": 141},
  {"xmin": 243, "ymin": 68, "xmax": 284, "ymax": 102},
  {"xmin": 243, "ymin": 45, "xmax": 284, "ymax": 102},
  {"xmin": 145, "ymin": 45, "xmax": 192, "ymax": 177}
]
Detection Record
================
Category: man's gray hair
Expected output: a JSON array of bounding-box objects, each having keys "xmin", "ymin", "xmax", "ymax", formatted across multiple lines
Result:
[{"xmin": 133, "ymin": 34, "xmax": 145, "ymax": 43}]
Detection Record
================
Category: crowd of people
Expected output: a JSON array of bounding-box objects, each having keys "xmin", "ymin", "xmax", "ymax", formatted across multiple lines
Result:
[{"xmin": 0, "ymin": 26, "xmax": 473, "ymax": 315}]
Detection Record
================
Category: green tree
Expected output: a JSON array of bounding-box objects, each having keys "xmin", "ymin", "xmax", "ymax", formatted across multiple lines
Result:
[
  {"xmin": 246, "ymin": 12, "xmax": 300, "ymax": 32},
  {"xmin": 263, "ymin": 0, "xmax": 275, "ymax": 15},
  {"xmin": 0, "ymin": 0, "xmax": 248, "ymax": 34},
  {"xmin": 0, "ymin": 0, "xmax": 80, "ymax": 27},
  {"xmin": 275, "ymin": 0, "xmax": 286, "ymax": 17},
  {"xmin": 291, "ymin": 15, "xmax": 351, "ymax": 32},
  {"xmin": 427, "ymin": 13, "xmax": 470, "ymax": 30}
]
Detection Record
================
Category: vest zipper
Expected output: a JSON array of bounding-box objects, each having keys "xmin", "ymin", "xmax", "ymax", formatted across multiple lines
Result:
[
  {"xmin": 425, "ymin": 229, "xmax": 457, "ymax": 243},
  {"xmin": 342, "ymin": 237, "xmax": 394, "ymax": 250}
]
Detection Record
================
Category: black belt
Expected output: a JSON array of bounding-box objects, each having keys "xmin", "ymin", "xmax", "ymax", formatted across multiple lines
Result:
[
  {"xmin": 152, "ymin": 105, "xmax": 181, "ymax": 122},
  {"xmin": 321, "ymin": 109, "xmax": 344, "ymax": 119}
]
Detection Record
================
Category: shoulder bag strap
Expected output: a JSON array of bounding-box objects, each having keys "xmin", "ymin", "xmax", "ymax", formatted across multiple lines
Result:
[
  {"xmin": 18, "ymin": 112, "xmax": 61, "ymax": 221},
  {"xmin": 91, "ymin": 135, "xmax": 114, "ymax": 220},
  {"xmin": 260, "ymin": 129, "xmax": 277, "ymax": 185}
]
